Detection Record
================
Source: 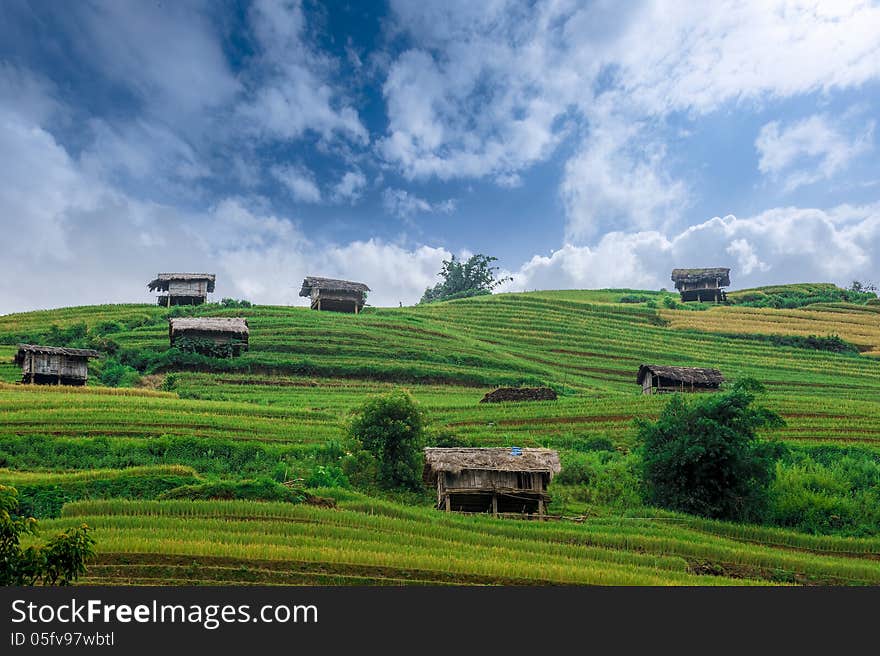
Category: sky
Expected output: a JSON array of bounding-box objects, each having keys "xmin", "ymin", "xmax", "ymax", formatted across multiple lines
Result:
[{"xmin": 2, "ymin": 0, "xmax": 880, "ymax": 313}]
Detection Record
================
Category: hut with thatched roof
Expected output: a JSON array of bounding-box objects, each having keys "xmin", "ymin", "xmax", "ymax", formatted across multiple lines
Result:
[
  {"xmin": 637, "ymin": 364, "xmax": 724, "ymax": 395},
  {"xmin": 15, "ymin": 344, "xmax": 100, "ymax": 386},
  {"xmin": 169, "ymin": 317, "xmax": 249, "ymax": 356},
  {"xmin": 299, "ymin": 277, "xmax": 370, "ymax": 314},
  {"xmin": 148, "ymin": 273, "xmax": 216, "ymax": 306},
  {"xmin": 671, "ymin": 268, "xmax": 730, "ymax": 302},
  {"xmin": 423, "ymin": 447, "xmax": 561, "ymax": 517}
]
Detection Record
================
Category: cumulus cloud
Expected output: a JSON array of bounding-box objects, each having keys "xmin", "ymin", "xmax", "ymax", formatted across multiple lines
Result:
[
  {"xmin": 505, "ymin": 204, "xmax": 880, "ymax": 293},
  {"xmin": 382, "ymin": 188, "xmax": 457, "ymax": 219},
  {"xmin": 755, "ymin": 114, "xmax": 874, "ymax": 192},
  {"xmin": 271, "ymin": 165, "xmax": 322, "ymax": 203}
]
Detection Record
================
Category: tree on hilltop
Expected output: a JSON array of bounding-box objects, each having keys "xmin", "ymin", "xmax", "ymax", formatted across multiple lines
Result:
[{"xmin": 420, "ymin": 254, "xmax": 512, "ymax": 304}]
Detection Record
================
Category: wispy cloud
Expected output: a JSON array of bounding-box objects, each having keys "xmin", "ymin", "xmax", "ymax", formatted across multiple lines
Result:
[
  {"xmin": 756, "ymin": 114, "xmax": 874, "ymax": 192},
  {"xmin": 382, "ymin": 188, "xmax": 456, "ymax": 219}
]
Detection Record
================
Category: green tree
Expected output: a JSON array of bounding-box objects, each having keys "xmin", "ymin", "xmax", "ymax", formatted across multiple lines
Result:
[
  {"xmin": 0, "ymin": 485, "xmax": 95, "ymax": 585},
  {"xmin": 420, "ymin": 254, "xmax": 512, "ymax": 304},
  {"xmin": 638, "ymin": 379, "xmax": 785, "ymax": 521},
  {"xmin": 348, "ymin": 391, "xmax": 427, "ymax": 490}
]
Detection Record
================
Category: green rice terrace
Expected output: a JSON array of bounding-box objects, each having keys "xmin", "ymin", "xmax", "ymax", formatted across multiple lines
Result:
[{"xmin": 2, "ymin": 285, "xmax": 880, "ymax": 585}]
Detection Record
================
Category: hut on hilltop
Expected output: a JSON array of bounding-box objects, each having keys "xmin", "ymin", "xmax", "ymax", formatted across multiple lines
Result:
[
  {"xmin": 169, "ymin": 317, "xmax": 249, "ymax": 356},
  {"xmin": 671, "ymin": 268, "xmax": 730, "ymax": 302},
  {"xmin": 299, "ymin": 277, "xmax": 370, "ymax": 313},
  {"xmin": 637, "ymin": 364, "xmax": 724, "ymax": 395},
  {"xmin": 423, "ymin": 447, "xmax": 561, "ymax": 517},
  {"xmin": 148, "ymin": 273, "xmax": 216, "ymax": 306},
  {"xmin": 15, "ymin": 344, "xmax": 100, "ymax": 386}
]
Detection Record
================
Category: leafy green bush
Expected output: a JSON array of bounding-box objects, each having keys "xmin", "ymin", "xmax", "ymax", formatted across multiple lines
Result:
[
  {"xmin": 638, "ymin": 379, "xmax": 785, "ymax": 521},
  {"xmin": 348, "ymin": 391, "xmax": 427, "ymax": 490},
  {"xmin": 1, "ymin": 485, "xmax": 95, "ymax": 586},
  {"xmin": 619, "ymin": 295, "xmax": 651, "ymax": 304},
  {"xmin": 220, "ymin": 298, "xmax": 252, "ymax": 308},
  {"xmin": 305, "ymin": 465, "xmax": 349, "ymax": 488},
  {"xmin": 93, "ymin": 358, "xmax": 141, "ymax": 388}
]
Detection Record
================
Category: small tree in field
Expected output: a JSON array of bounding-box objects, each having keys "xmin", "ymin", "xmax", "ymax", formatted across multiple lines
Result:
[
  {"xmin": 348, "ymin": 391, "xmax": 427, "ymax": 490},
  {"xmin": 0, "ymin": 485, "xmax": 95, "ymax": 585},
  {"xmin": 638, "ymin": 379, "xmax": 785, "ymax": 521},
  {"xmin": 420, "ymin": 254, "xmax": 512, "ymax": 304}
]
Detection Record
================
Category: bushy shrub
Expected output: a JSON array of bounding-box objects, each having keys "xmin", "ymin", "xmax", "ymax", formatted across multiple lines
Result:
[
  {"xmin": 348, "ymin": 391, "xmax": 427, "ymax": 490},
  {"xmin": 638, "ymin": 379, "xmax": 785, "ymax": 521},
  {"xmin": 619, "ymin": 295, "xmax": 651, "ymax": 304},
  {"xmin": 1, "ymin": 485, "xmax": 95, "ymax": 586},
  {"xmin": 305, "ymin": 465, "xmax": 349, "ymax": 488},
  {"xmin": 220, "ymin": 298, "xmax": 252, "ymax": 308},
  {"xmin": 94, "ymin": 359, "xmax": 141, "ymax": 388}
]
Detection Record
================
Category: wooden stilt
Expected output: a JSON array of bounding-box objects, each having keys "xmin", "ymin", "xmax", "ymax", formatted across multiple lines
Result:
[
  {"xmin": 444, "ymin": 495, "xmax": 451, "ymax": 512},
  {"xmin": 537, "ymin": 498, "xmax": 545, "ymax": 519},
  {"xmin": 491, "ymin": 493, "xmax": 498, "ymax": 517}
]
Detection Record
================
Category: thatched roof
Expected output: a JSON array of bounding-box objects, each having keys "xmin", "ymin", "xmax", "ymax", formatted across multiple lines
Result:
[
  {"xmin": 169, "ymin": 317, "xmax": 249, "ymax": 336},
  {"xmin": 299, "ymin": 277, "xmax": 370, "ymax": 296},
  {"xmin": 423, "ymin": 447, "xmax": 561, "ymax": 482},
  {"xmin": 637, "ymin": 364, "xmax": 724, "ymax": 386},
  {"xmin": 15, "ymin": 344, "xmax": 101, "ymax": 364},
  {"xmin": 148, "ymin": 273, "xmax": 216, "ymax": 292},
  {"xmin": 670, "ymin": 268, "xmax": 730, "ymax": 287}
]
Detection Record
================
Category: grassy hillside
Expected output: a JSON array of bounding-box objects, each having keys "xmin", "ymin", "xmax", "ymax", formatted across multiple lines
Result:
[{"xmin": 2, "ymin": 288, "xmax": 879, "ymax": 585}]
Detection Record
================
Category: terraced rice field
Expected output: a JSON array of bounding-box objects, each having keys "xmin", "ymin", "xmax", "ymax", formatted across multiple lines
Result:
[{"xmin": 2, "ymin": 288, "xmax": 879, "ymax": 585}]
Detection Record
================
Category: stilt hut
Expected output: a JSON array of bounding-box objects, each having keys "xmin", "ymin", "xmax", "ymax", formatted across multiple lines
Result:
[
  {"xmin": 637, "ymin": 364, "xmax": 724, "ymax": 395},
  {"xmin": 15, "ymin": 344, "xmax": 100, "ymax": 386},
  {"xmin": 299, "ymin": 277, "xmax": 370, "ymax": 313},
  {"xmin": 169, "ymin": 317, "xmax": 249, "ymax": 356},
  {"xmin": 148, "ymin": 273, "xmax": 216, "ymax": 306},
  {"xmin": 671, "ymin": 268, "xmax": 730, "ymax": 302},
  {"xmin": 423, "ymin": 447, "xmax": 561, "ymax": 517}
]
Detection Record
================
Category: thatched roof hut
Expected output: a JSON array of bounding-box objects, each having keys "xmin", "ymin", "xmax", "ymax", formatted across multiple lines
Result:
[
  {"xmin": 671, "ymin": 268, "xmax": 730, "ymax": 302},
  {"xmin": 424, "ymin": 447, "xmax": 561, "ymax": 516},
  {"xmin": 148, "ymin": 273, "xmax": 216, "ymax": 306},
  {"xmin": 15, "ymin": 344, "xmax": 101, "ymax": 386},
  {"xmin": 299, "ymin": 276, "xmax": 370, "ymax": 313},
  {"xmin": 637, "ymin": 364, "xmax": 724, "ymax": 395},
  {"xmin": 169, "ymin": 317, "xmax": 249, "ymax": 356}
]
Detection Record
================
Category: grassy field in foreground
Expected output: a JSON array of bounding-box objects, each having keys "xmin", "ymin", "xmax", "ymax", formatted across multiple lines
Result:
[{"xmin": 2, "ymin": 286, "xmax": 879, "ymax": 585}]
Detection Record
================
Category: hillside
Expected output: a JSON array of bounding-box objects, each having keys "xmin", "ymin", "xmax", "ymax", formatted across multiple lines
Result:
[{"xmin": 2, "ymin": 288, "xmax": 880, "ymax": 585}]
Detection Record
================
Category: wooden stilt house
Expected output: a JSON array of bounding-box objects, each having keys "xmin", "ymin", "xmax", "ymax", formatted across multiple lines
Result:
[
  {"xmin": 423, "ymin": 447, "xmax": 561, "ymax": 517},
  {"xmin": 299, "ymin": 277, "xmax": 370, "ymax": 313},
  {"xmin": 637, "ymin": 364, "xmax": 724, "ymax": 395},
  {"xmin": 671, "ymin": 268, "xmax": 730, "ymax": 302},
  {"xmin": 148, "ymin": 273, "xmax": 216, "ymax": 306},
  {"xmin": 15, "ymin": 344, "xmax": 100, "ymax": 386},
  {"xmin": 169, "ymin": 317, "xmax": 249, "ymax": 356}
]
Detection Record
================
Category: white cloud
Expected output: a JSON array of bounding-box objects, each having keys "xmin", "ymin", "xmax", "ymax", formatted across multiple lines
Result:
[
  {"xmin": 382, "ymin": 188, "xmax": 456, "ymax": 219},
  {"xmin": 240, "ymin": 0, "xmax": 368, "ymax": 144},
  {"xmin": 561, "ymin": 112, "xmax": 689, "ymax": 240},
  {"xmin": 332, "ymin": 170, "xmax": 368, "ymax": 203},
  {"xmin": 506, "ymin": 204, "xmax": 880, "ymax": 293},
  {"xmin": 756, "ymin": 114, "xmax": 874, "ymax": 192},
  {"xmin": 0, "ymin": 96, "xmax": 447, "ymax": 313},
  {"xmin": 382, "ymin": 1, "xmax": 880, "ymax": 238},
  {"xmin": 271, "ymin": 165, "xmax": 322, "ymax": 204}
]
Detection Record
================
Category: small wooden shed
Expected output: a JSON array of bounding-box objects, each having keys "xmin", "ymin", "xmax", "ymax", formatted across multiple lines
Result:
[
  {"xmin": 299, "ymin": 277, "xmax": 370, "ymax": 313},
  {"xmin": 637, "ymin": 364, "xmax": 724, "ymax": 395},
  {"xmin": 148, "ymin": 273, "xmax": 216, "ymax": 306},
  {"xmin": 423, "ymin": 447, "xmax": 561, "ymax": 517},
  {"xmin": 671, "ymin": 268, "xmax": 730, "ymax": 302},
  {"xmin": 15, "ymin": 344, "xmax": 100, "ymax": 386},
  {"xmin": 169, "ymin": 317, "xmax": 249, "ymax": 356}
]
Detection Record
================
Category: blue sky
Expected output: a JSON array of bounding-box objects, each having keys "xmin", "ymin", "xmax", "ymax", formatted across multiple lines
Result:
[{"xmin": 2, "ymin": 0, "xmax": 879, "ymax": 312}]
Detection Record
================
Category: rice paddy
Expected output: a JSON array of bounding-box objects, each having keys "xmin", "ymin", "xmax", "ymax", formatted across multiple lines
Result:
[{"xmin": 2, "ymin": 287, "xmax": 879, "ymax": 585}]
